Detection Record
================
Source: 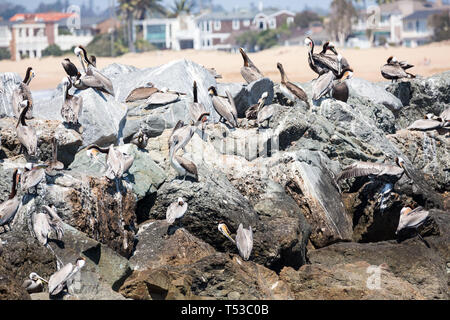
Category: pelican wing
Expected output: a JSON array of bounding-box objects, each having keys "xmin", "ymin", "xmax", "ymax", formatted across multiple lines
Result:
[
  {"xmin": 12, "ymin": 84, "xmax": 32, "ymax": 118},
  {"xmin": 166, "ymin": 201, "xmax": 188, "ymax": 224},
  {"xmin": 88, "ymin": 66, "xmax": 114, "ymax": 96},
  {"xmin": 286, "ymin": 81, "xmax": 309, "ymax": 103},
  {"xmin": 397, "ymin": 207, "xmax": 429, "ymax": 233},
  {"xmin": 381, "ymin": 64, "xmax": 408, "ymax": 79},
  {"xmin": 336, "ymin": 161, "xmax": 403, "ymax": 182},
  {"xmin": 146, "ymin": 92, "xmax": 179, "ymax": 105},
  {"xmin": 212, "ymin": 96, "xmax": 237, "ymax": 127},
  {"xmin": 257, "ymin": 105, "xmax": 274, "ymax": 124},
  {"xmin": 235, "ymin": 224, "xmax": 253, "ymax": 261},
  {"xmin": 80, "ymin": 74, "xmax": 104, "ymax": 89},
  {"xmin": 16, "ymin": 124, "xmax": 38, "ymax": 156},
  {"xmin": 125, "ymin": 87, "xmax": 158, "ymax": 102},
  {"xmin": 120, "ymin": 153, "xmax": 134, "ymax": 175},
  {"xmin": 176, "ymin": 155, "xmax": 198, "ymax": 180},
  {"xmin": 225, "ymin": 90, "xmax": 238, "ymax": 121},
  {"xmin": 312, "ymin": 71, "xmax": 335, "ymax": 100},
  {"xmin": 0, "ymin": 197, "xmax": 20, "ymax": 226},
  {"xmin": 32, "ymin": 212, "xmax": 51, "ymax": 245},
  {"xmin": 408, "ymin": 119, "xmax": 443, "ymax": 131},
  {"xmin": 21, "ymin": 169, "xmax": 45, "ymax": 191},
  {"xmin": 62, "ymin": 60, "xmax": 79, "ymax": 78},
  {"xmin": 240, "ymin": 66, "xmax": 264, "ymax": 84},
  {"xmin": 189, "ymin": 102, "xmax": 209, "ymax": 122},
  {"xmin": 62, "ymin": 95, "xmax": 83, "ymax": 124},
  {"xmin": 43, "ymin": 205, "xmax": 64, "ymax": 241},
  {"xmin": 105, "ymin": 145, "xmax": 121, "ymax": 179},
  {"xmin": 48, "ymin": 263, "xmax": 75, "ymax": 295}
]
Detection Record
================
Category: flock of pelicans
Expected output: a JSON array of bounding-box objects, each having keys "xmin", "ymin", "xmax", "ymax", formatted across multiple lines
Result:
[{"xmin": 0, "ymin": 37, "xmax": 448, "ymax": 298}]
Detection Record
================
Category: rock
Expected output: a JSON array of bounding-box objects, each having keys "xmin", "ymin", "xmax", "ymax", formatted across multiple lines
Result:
[
  {"xmin": 347, "ymin": 78, "xmax": 403, "ymax": 113},
  {"xmin": 0, "ymin": 72, "xmax": 23, "ymax": 118},
  {"xmin": 232, "ymin": 77, "xmax": 274, "ymax": 118},
  {"xmin": 280, "ymin": 261, "xmax": 424, "ymax": 300}
]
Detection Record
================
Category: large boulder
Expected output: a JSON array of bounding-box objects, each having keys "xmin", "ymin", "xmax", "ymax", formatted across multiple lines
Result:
[{"xmin": 0, "ymin": 72, "xmax": 23, "ymax": 118}]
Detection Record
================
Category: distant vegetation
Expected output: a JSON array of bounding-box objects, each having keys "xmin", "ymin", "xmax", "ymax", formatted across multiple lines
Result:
[
  {"xmin": 430, "ymin": 10, "xmax": 450, "ymax": 42},
  {"xmin": 0, "ymin": 48, "xmax": 11, "ymax": 60},
  {"xmin": 42, "ymin": 44, "xmax": 65, "ymax": 57},
  {"xmin": 86, "ymin": 27, "xmax": 129, "ymax": 57},
  {"xmin": 236, "ymin": 25, "xmax": 291, "ymax": 52}
]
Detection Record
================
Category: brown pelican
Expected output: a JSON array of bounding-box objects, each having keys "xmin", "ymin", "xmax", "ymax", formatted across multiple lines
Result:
[
  {"xmin": 189, "ymin": 81, "xmax": 210, "ymax": 134},
  {"xmin": 61, "ymin": 77, "xmax": 83, "ymax": 126},
  {"xmin": 312, "ymin": 70, "xmax": 335, "ymax": 101},
  {"xmin": 239, "ymin": 47, "xmax": 264, "ymax": 83},
  {"xmin": 89, "ymin": 55, "xmax": 97, "ymax": 68},
  {"xmin": 86, "ymin": 144, "xmax": 134, "ymax": 182},
  {"xmin": 19, "ymin": 163, "xmax": 47, "ymax": 193},
  {"xmin": 74, "ymin": 45, "xmax": 114, "ymax": 96},
  {"xmin": 169, "ymin": 134, "xmax": 198, "ymax": 182},
  {"xmin": 320, "ymin": 42, "xmax": 351, "ymax": 77},
  {"xmin": 277, "ymin": 63, "xmax": 309, "ymax": 107},
  {"xmin": 61, "ymin": 58, "xmax": 79, "ymax": 80},
  {"xmin": 45, "ymin": 137, "xmax": 65, "ymax": 176},
  {"xmin": 304, "ymin": 37, "xmax": 343, "ymax": 77},
  {"xmin": 125, "ymin": 86, "xmax": 158, "ymax": 103},
  {"xmin": 145, "ymin": 87, "xmax": 183, "ymax": 106},
  {"xmin": 381, "ymin": 56, "xmax": 415, "ymax": 82},
  {"xmin": 12, "ymin": 67, "xmax": 34, "ymax": 119},
  {"xmin": 246, "ymin": 91, "xmax": 269, "ymax": 120},
  {"xmin": 407, "ymin": 118, "xmax": 447, "ymax": 131},
  {"xmin": 332, "ymin": 69, "xmax": 353, "ymax": 103},
  {"xmin": 256, "ymin": 92, "xmax": 274, "ymax": 129},
  {"xmin": 130, "ymin": 129, "xmax": 148, "ymax": 149},
  {"xmin": 217, "ymin": 222, "xmax": 253, "ymax": 261},
  {"xmin": 396, "ymin": 206, "xmax": 430, "ymax": 235},
  {"xmin": 168, "ymin": 120, "xmax": 195, "ymax": 153},
  {"xmin": 0, "ymin": 169, "xmax": 21, "ymax": 233},
  {"xmin": 166, "ymin": 197, "xmax": 188, "ymax": 225},
  {"xmin": 16, "ymin": 100, "xmax": 38, "ymax": 157},
  {"xmin": 22, "ymin": 273, "xmax": 48, "ymax": 293},
  {"xmin": 208, "ymin": 86, "xmax": 238, "ymax": 128},
  {"xmin": 48, "ymin": 257, "xmax": 85, "ymax": 297},
  {"xmin": 32, "ymin": 204, "xmax": 64, "ymax": 247}
]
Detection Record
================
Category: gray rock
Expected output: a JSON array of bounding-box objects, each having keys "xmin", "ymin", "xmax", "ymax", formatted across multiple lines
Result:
[
  {"xmin": 233, "ymin": 77, "xmax": 274, "ymax": 117},
  {"xmin": 0, "ymin": 72, "xmax": 23, "ymax": 118}
]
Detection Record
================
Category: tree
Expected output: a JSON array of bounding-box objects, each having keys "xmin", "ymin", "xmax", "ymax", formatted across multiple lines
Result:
[
  {"xmin": 430, "ymin": 10, "xmax": 450, "ymax": 42},
  {"xmin": 294, "ymin": 10, "xmax": 322, "ymax": 29},
  {"xmin": 42, "ymin": 44, "xmax": 63, "ymax": 57},
  {"xmin": 327, "ymin": 0, "xmax": 357, "ymax": 46},
  {"xmin": 118, "ymin": 0, "xmax": 166, "ymax": 53},
  {"xmin": 169, "ymin": 0, "xmax": 194, "ymax": 17}
]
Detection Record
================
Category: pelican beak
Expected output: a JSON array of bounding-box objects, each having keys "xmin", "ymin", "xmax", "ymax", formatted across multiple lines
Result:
[
  {"xmin": 37, "ymin": 275, "xmax": 48, "ymax": 283},
  {"xmin": 219, "ymin": 224, "xmax": 235, "ymax": 243}
]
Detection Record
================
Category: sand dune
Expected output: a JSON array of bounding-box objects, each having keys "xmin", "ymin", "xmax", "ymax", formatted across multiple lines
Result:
[{"xmin": 1, "ymin": 42, "xmax": 450, "ymax": 91}]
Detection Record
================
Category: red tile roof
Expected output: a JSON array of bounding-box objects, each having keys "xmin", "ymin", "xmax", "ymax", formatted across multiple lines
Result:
[{"xmin": 9, "ymin": 12, "xmax": 76, "ymax": 23}]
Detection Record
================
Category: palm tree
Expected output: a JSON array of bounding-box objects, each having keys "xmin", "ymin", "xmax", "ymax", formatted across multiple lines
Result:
[
  {"xmin": 118, "ymin": 0, "xmax": 166, "ymax": 53},
  {"xmin": 170, "ymin": 0, "xmax": 194, "ymax": 17}
]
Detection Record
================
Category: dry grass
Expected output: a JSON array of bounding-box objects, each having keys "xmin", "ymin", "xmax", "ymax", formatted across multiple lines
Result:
[{"xmin": 1, "ymin": 41, "xmax": 450, "ymax": 91}]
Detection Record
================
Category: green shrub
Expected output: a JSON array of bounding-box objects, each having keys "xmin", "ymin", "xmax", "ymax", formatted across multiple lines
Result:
[
  {"xmin": 42, "ymin": 44, "xmax": 64, "ymax": 57},
  {"xmin": 86, "ymin": 27, "xmax": 129, "ymax": 57},
  {"xmin": 0, "ymin": 47, "xmax": 11, "ymax": 60}
]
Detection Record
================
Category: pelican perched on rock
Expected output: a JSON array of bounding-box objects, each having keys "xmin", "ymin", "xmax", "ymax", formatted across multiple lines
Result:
[
  {"xmin": 61, "ymin": 77, "xmax": 83, "ymax": 126},
  {"xmin": 45, "ymin": 137, "xmax": 65, "ymax": 176},
  {"xmin": 61, "ymin": 58, "xmax": 79, "ymax": 80},
  {"xmin": 32, "ymin": 205, "xmax": 64, "ymax": 247},
  {"xmin": 12, "ymin": 67, "xmax": 35, "ymax": 119},
  {"xmin": 396, "ymin": 206, "xmax": 430, "ymax": 235},
  {"xmin": 208, "ymin": 86, "xmax": 238, "ymax": 128},
  {"xmin": 169, "ymin": 133, "xmax": 198, "ymax": 182},
  {"xmin": 19, "ymin": 163, "xmax": 47, "ymax": 193},
  {"xmin": 381, "ymin": 56, "xmax": 415, "ymax": 82},
  {"xmin": 125, "ymin": 85, "xmax": 158, "ymax": 103},
  {"xmin": 74, "ymin": 45, "xmax": 114, "ymax": 96},
  {"xmin": 48, "ymin": 257, "xmax": 85, "ymax": 297},
  {"xmin": 332, "ymin": 69, "xmax": 353, "ymax": 103},
  {"xmin": 276, "ymin": 63, "xmax": 309, "ymax": 107},
  {"xmin": 16, "ymin": 100, "xmax": 38, "ymax": 157},
  {"xmin": 86, "ymin": 144, "xmax": 134, "ymax": 182},
  {"xmin": 130, "ymin": 129, "xmax": 149, "ymax": 149},
  {"xmin": 256, "ymin": 92, "xmax": 274, "ymax": 129},
  {"xmin": 239, "ymin": 47, "xmax": 264, "ymax": 83},
  {"xmin": 218, "ymin": 222, "xmax": 253, "ymax": 261},
  {"xmin": 166, "ymin": 197, "xmax": 188, "ymax": 225},
  {"xmin": 0, "ymin": 169, "xmax": 21, "ymax": 233},
  {"xmin": 407, "ymin": 117, "xmax": 448, "ymax": 131},
  {"xmin": 246, "ymin": 91, "xmax": 269, "ymax": 120},
  {"xmin": 304, "ymin": 37, "xmax": 344, "ymax": 77},
  {"xmin": 168, "ymin": 120, "xmax": 195, "ymax": 152},
  {"xmin": 189, "ymin": 81, "xmax": 210, "ymax": 135},
  {"xmin": 22, "ymin": 272, "xmax": 47, "ymax": 293}
]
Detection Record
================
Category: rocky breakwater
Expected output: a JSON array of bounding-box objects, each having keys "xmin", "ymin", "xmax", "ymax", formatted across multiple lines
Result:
[{"xmin": 0, "ymin": 60, "xmax": 448, "ymax": 300}]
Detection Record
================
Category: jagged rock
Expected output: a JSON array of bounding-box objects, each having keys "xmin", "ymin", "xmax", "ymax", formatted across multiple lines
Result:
[
  {"xmin": 280, "ymin": 261, "xmax": 424, "ymax": 300},
  {"xmin": 0, "ymin": 72, "xmax": 23, "ymax": 118},
  {"xmin": 0, "ymin": 117, "xmax": 82, "ymax": 165}
]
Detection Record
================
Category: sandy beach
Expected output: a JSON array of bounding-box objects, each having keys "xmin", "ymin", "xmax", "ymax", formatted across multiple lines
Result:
[{"xmin": 1, "ymin": 41, "xmax": 450, "ymax": 91}]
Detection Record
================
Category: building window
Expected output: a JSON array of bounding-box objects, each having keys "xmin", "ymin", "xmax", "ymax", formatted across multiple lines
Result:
[
  {"xmin": 207, "ymin": 39, "xmax": 210, "ymax": 46},
  {"xmin": 243, "ymin": 19, "xmax": 250, "ymax": 27},
  {"xmin": 269, "ymin": 19, "xmax": 276, "ymax": 29},
  {"xmin": 232, "ymin": 20, "xmax": 240, "ymax": 30},
  {"xmin": 259, "ymin": 21, "xmax": 265, "ymax": 30},
  {"xmin": 287, "ymin": 17, "xmax": 294, "ymax": 26},
  {"xmin": 214, "ymin": 20, "xmax": 221, "ymax": 31}
]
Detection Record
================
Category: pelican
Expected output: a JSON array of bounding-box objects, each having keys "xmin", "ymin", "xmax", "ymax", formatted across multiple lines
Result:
[
  {"xmin": 168, "ymin": 120, "xmax": 195, "ymax": 153},
  {"xmin": 312, "ymin": 70, "xmax": 335, "ymax": 101},
  {"xmin": 277, "ymin": 62, "xmax": 309, "ymax": 107},
  {"xmin": 130, "ymin": 129, "xmax": 148, "ymax": 149},
  {"xmin": 256, "ymin": 92, "xmax": 273, "ymax": 129},
  {"xmin": 304, "ymin": 37, "xmax": 343, "ymax": 77},
  {"xmin": 407, "ymin": 118, "xmax": 447, "ymax": 131},
  {"xmin": 145, "ymin": 87, "xmax": 184, "ymax": 106},
  {"xmin": 320, "ymin": 41, "xmax": 351, "ymax": 76},
  {"xmin": 22, "ymin": 272, "xmax": 48, "ymax": 293},
  {"xmin": 217, "ymin": 222, "xmax": 253, "ymax": 261},
  {"xmin": 12, "ymin": 67, "xmax": 35, "ymax": 119},
  {"xmin": 439, "ymin": 107, "xmax": 450, "ymax": 123},
  {"xmin": 32, "ymin": 204, "xmax": 64, "ymax": 246},
  {"xmin": 61, "ymin": 77, "xmax": 83, "ymax": 126},
  {"xmin": 208, "ymin": 86, "xmax": 238, "ymax": 128},
  {"xmin": 332, "ymin": 69, "xmax": 353, "ymax": 103},
  {"xmin": 0, "ymin": 169, "xmax": 21, "ymax": 233},
  {"xmin": 396, "ymin": 206, "xmax": 430, "ymax": 235},
  {"xmin": 239, "ymin": 47, "xmax": 264, "ymax": 83},
  {"xmin": 381, "ymin": 56, "xmax": 415, "ymax": 82},
  {"xmin": 189, "ymin": 81, "xmax": 210, "ymax": 136},
  {"xmin": 125, "ymin": 86, "xmax": 158, "ymax": 103},
  {"xmin": 19, "ymin": 163, "xmax": 47, "ymax": 193},
  {"xmin": 169, "ymin": 134, "xmax": 198, "ymax": 182},
  {"xmin": 246, "ymin": 91, "xmax": 269, "ymax": 120},
  {"xmin": 166, "ymin": 197, "xmax": 188, "ymax": 225},
  {"xmin": 16, "ymin": 100, "xmax": 38, "ymax": 157},
  {"xmin": 48, "ymin": 257, "xmax": 85, "ymax": 297},
  {"xmin": 74, "ymin": 45, "xmax": 114, "ymax": 96},
  {"xmin": 45, "ymin": 137, "xmax": 65, "ymax": 176},
  {"xmin": 61, "ymin": 58, "xmax": 79, "ymax": 80},
  {"xmin": 86, "ymin": 144, "xmax": 134, "ymax": 182}
]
